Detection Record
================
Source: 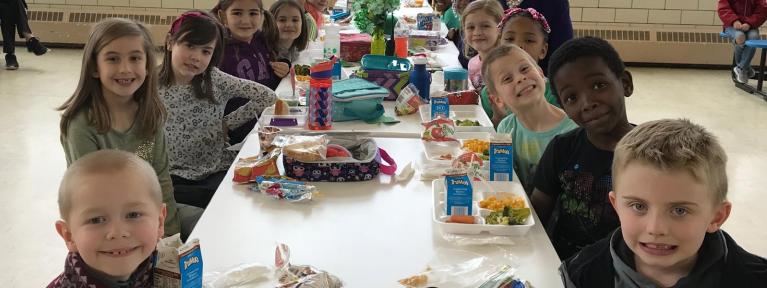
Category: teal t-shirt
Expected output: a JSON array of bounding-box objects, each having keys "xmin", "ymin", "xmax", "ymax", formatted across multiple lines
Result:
[
  {"xmin": 442, "ymin": 7, "xmax": 461, "ymax": 30},
  {"xmin": 480, "ymin": 80, "xmax": 559, "ymax": 122},
  {"xmin": 496, "ymin": 114, "xmax": 578, "ymax": 193}
]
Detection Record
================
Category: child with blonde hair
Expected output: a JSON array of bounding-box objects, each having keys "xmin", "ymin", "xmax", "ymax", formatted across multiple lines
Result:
[
  {"xmin": 49, "ymin": 150, "xmax": 166, "ymax": 287},
  {"xmin": 461, "ymin": 0, "xmax": 504, "ymax": 91},
  {"xmin": 483, "ymin": 44, "xmax": 577, "ymax": 194},
  {"xmin": 561, "ymin": 119, "xmax": 767, "ymax": 287}
]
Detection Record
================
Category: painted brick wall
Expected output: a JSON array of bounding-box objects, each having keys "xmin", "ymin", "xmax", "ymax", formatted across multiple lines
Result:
[
  {"xmin": 570, "ymin": 0, "xmax": 722, "ymax": 28},
  {"xmin": 26, "ymin": 0, "xmax": 278, "ymax": 12}
]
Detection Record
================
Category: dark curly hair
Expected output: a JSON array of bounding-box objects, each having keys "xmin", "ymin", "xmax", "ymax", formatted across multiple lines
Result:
[{"xmin": 547, "ymin": 36, "xmax": 625, "ymax": 99}]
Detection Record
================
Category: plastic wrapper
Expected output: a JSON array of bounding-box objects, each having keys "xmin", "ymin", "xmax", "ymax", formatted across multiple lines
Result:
[
  {"xmin": 441, "ymin": 232, "xmax": 516, "ymax": 246},
  {"xmin": 203, "ymin": 263, "xmax": 272, "ymax": 288},
  {"xmin": 478, "ymin": 265, "xmax": 532, "ymax": 288},
  {"xmin": 421, "ymin": 118, "xmax": 457, "ymax": 142},
  {"xmin": 397, "ymin": 248, "xmax": 528, "ymax": 288},
  {"xmin": 258, "ymin": 126, "xmax": 282, "ymax": 154},
  {"xmin": 395, "ymin": 84, "xmax": 424, "ymax": 116},
  {"xmin": 252, "ymin": 177, "xmax": 317, "ymax": 202},
  {"xmin": 275, "ymin": 244, "xmax": 343, "ymax": 288},
  {"xmin": 233, "ymin": 149, "xmax": 282, "ymax": 183},
  {"xmin": 452, "ymin": 151, "xmax": 486, "ymax": 181},
  {"xmin": 276, "ymin": 134, "xmax": 329, "ymax": 162}
]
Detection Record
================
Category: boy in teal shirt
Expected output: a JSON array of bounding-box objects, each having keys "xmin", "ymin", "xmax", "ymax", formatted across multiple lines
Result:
[{"xmin": 483, "ymin": 44, "xmax": 576, "ymax": 194}]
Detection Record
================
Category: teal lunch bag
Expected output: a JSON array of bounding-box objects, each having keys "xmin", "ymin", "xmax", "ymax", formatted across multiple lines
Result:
[{"xmin": 331, "ymin": 78, "xmax": 390, "ymax": 122}]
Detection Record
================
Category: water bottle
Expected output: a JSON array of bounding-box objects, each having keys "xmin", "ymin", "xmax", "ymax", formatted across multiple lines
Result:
[
  {"xmin": 410, "ymin": 56, "xmax": 431, "ymax": 101},
  {"xmin": 308, "ymin": 60, "xmax": 334, "ymax": 130},
  {"xmin": 324, "ymin": 24, "xmax": 342, "ymax": 79},
  {"xmin": 394, "ymin": 20, "xmax": 409, "ymax": 58}
]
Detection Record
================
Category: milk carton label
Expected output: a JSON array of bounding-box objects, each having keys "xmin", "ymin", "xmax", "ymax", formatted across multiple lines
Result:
[
  {"xmin": 445, "ymin": 173, "xmax": 473, "ymax": 216},
  {"xmin": 431, "ymin": 96, "xmax": 450, "ymax": 120},
  {"xmin": 489, "ymin": 142, "xmax": 513, "ymax": 181}
]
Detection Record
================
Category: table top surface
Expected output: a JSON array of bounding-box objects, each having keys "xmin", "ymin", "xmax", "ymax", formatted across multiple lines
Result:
[{"xmin": 190, "ymin": 137, "xmax": 564, "ymax": 288}]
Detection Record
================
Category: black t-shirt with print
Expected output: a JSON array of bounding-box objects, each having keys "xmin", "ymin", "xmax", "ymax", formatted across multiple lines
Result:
[{"xmin": 534, "ymin": 127, "xmax": 620, "ymax": 260}]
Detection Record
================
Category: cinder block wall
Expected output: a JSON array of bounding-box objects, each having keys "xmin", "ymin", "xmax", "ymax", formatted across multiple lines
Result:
[{"xmin": 570, "ymin": 0, "xmax": 721, "ymax": 29}]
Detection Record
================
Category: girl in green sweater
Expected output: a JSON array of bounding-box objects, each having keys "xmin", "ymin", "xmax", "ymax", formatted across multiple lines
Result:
[{"xmin": 57, "ymin": 18, "xmax": 202, "ymax": 240}]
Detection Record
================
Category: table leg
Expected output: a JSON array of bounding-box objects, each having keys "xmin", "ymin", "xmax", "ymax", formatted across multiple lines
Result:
[{"xmin": 758, "ymin": 48, "xmax": 766, "ymax": 92}]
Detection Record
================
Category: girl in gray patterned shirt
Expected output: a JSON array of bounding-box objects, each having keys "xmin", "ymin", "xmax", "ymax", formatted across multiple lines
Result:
[{"xmin": 158, "ymin": 10, "xmax": 276, "ymax": 208}]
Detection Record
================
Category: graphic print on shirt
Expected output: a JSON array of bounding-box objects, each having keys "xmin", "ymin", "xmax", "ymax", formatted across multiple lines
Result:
[
  {"xmin": 558, "ymin": 164, "xmax": 615, "ymax": 233},
  {"xmin": 135, "ymin": 140, "xmax": 155, "ymax": 163},
  {"xmin": 236, "ymin": 52, "xmax": 270, "ymax": 82}
]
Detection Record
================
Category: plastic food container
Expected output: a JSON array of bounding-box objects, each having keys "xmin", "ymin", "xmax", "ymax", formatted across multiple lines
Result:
[
  {"xmin": 444, "ymin": 67, "xmax": 468, "ymax": 92},
  {"xmin": 432, "ymin": 180, "xmax": 534, "ymax": 236}
]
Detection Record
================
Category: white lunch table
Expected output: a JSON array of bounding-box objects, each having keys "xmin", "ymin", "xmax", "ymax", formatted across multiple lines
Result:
[{"xmin": 190, "ymin": 136, "xmax": 564, "ymax": 287}]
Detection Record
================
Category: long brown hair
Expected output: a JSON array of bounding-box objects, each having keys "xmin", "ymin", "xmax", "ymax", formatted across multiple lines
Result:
[
  {"xmin": 58, "ymin": 18, "xmax": 165, "ymax": 140},
  {"xmin": 270, "ymin": 0, "xmax": 309, "ymax": 53},
  {"xmin": 212, "ymin": 0, "xmax": 279, "ymax": 59},
  {"xmin": 158, "ymin": 10, "xmax": 225, "ymax": 104}
]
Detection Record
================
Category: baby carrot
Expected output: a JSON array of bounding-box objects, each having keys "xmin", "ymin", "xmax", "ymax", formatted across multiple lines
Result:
[{"xmin": 448, "ymin": 215, "xmax": 476, "ymax": 224}]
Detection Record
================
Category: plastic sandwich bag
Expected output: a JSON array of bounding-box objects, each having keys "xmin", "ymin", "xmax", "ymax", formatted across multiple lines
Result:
[
  {"xmin": 202, "ymin": 263, "xmax": 273, "ymax": 288},
  {"xmin": 397, "ymin": 247, "xmax": 529, "ymax": 288}
]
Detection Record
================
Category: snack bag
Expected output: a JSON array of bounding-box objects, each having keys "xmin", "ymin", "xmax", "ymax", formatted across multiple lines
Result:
[
  {"xmin": 421, "ymin": 118, "xmax": 457, "ymax": 142},
  {"xmin": 233, "ymin": 149, "xmax": 281, "ymax": 184},
  {"xmin": 275, "ymin": 244, "xmax": 342, "ymax": 288},
  {"xmin": 154, "ymin": 234, "xmax": 203, "ymax": 288},
  {"xmin": 478, "ymin": 265, "xmax": 532, "ymax": 288},
  {"xmin": 253, "ymin": 176, "xmax": 317, "ymax": 202},
  {"xmin": 452, "ymin": 151, "xmax": 485, "ymax": 181},
  {"xmin": 395, "ymin": 84, "xmax": 424, "ymax": 116},
  {"xmin": 444, "ymin": 169, "xmax": 473, "ymax": 216}
]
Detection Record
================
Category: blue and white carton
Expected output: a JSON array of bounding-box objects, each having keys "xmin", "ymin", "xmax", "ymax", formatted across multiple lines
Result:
[
  {"xmin": 155, "ymin": 234, "xmax": 203, "ymax": 288},
  {"xmin": 430, "ymin": 93, "xmax": 450, "ymax": 120},
  {"xmin": 489, "ymin": 140, "xmax": 513, "ymax": 181},
  {"xmin": 445, "ymin": 171, "xmax": 473, "ymax": 216}
]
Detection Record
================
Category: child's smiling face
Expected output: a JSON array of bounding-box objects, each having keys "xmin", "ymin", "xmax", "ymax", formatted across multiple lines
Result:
[
  {"xmin": 500, "ymin": 16, "xmax": 548, "ymax": 61},
  {"xmin": 553, "ymin": 56, "xmax": 633, "ymax": 135}
]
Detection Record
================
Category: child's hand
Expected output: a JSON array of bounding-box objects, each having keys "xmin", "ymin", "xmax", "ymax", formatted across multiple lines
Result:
[
  {"xmin": 742, "ymin": 23, "xmax": 751, "ymax": 31},
  {"xmin": 270, "ymin": 62, "xmax": 290, "ymax": 78},
  {"xmin": 734, "ymin": 20, "xmax": 743, "ymax": 30},
  {"xmin": 447, "ymin": 29, "xmax": 456, "ymax": 40}
]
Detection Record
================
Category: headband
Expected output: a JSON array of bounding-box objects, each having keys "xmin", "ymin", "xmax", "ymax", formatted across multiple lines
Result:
[
  {"xmin": 498, "ymin": 7, "xmax": 551, "ymax": 34},
  {"xmin": 170, "ymin": 11, "xmax": 206, "ymax": 35}
]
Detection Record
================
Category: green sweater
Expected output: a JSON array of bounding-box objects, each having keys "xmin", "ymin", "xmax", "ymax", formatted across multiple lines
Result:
[{"xmin": 61, "ymin": 111, "xmax": 181, "ymax": 237}]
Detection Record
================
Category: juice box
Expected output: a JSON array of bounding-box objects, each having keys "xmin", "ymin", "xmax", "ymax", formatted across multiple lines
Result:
[
  {"xmin": 489, "ymin": 141, "xmax": 513, "ymax": 181},
  {"xmin": 445, "ymin": 172, "xmax": 473, "ymax": 216}
]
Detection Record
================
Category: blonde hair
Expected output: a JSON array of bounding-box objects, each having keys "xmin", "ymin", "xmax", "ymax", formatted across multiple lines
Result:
[
  {"xmin": 460, "ymin": 0, "xmax": 503, "ymax": 56},
  {"xmin": 613, "ymin": 119, "xmax": 728, "ymax": 203},
  {"xmin": 58, "ymin": 150, "xmax": 162, "ymax": 220},
  {"xmin": 58, "ymin": 18, "xmax": 166, "ymax": 140},
  {"xmin": 481, "ymin": 44, "xmax": 539, "ymax": 95}
]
